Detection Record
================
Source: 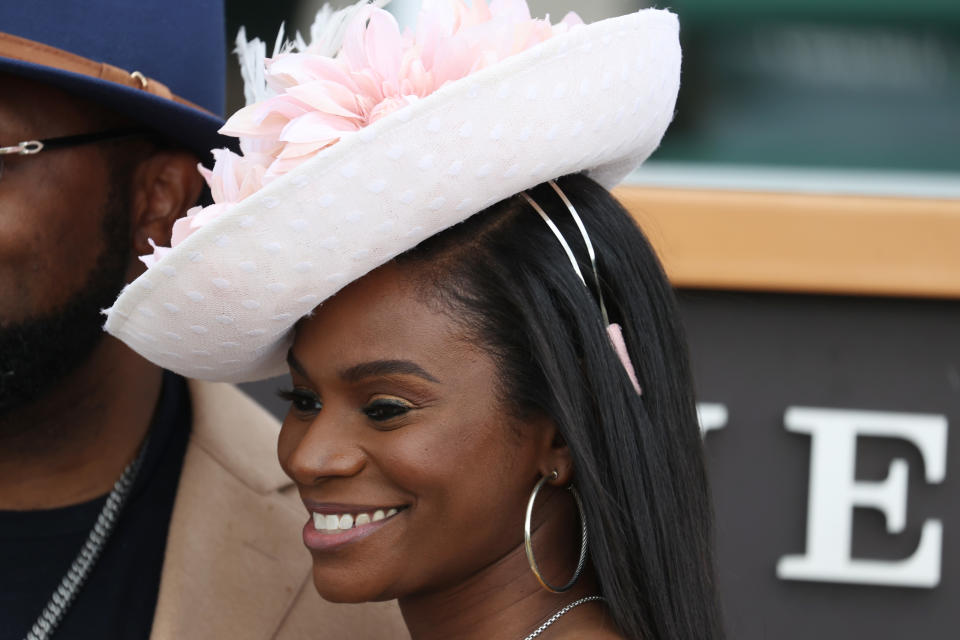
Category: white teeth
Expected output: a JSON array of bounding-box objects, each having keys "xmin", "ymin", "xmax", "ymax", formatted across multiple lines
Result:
[{"xmin": 312, "ymin": 508, "xmax": 401, "ymax": 531}]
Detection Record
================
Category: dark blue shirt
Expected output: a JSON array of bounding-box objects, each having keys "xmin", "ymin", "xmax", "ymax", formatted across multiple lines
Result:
[{"xmin": 0, "ymin": 372, "xmax": 190, "ymax": 640}]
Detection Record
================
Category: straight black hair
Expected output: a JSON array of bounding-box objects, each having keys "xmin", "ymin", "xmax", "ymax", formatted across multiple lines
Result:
[{"xmin": 399, "ymin": 173, "xmax": 724, "ymax": 639}]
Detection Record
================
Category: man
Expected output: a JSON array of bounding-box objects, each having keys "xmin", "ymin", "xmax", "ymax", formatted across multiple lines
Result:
[{"xmin": 0, "ymin": 2, "xmax": 404, "ymax": 638}]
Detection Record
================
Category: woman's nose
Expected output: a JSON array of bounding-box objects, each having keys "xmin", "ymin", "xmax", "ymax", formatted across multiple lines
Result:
[{"xmin": 283, "ymin": 419, "xmax": 367, "ymax": 485}]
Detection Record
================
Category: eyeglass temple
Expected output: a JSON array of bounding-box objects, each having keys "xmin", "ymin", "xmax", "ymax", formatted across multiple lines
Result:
[{"xmin": 0, "ymin": 128, "xmax": 151, "ymax": 156}]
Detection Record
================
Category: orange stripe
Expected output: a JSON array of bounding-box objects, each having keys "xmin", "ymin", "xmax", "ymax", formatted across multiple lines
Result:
[{"xmin": 614, "ymin": 186, "xmax": 960, "ymax": 299}]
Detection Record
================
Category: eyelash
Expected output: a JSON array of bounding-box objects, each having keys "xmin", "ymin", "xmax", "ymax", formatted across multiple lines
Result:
[
  {"xmin": 363, "ymin": 399, "xmax": 412, "ymax": 422},
  {"xmin": 277, "ymin": 388, "xmax": 322, "ymax": 415},
  {"xmin": 276, "ymin": 389, "xmax": 413, "ymax": 424}
]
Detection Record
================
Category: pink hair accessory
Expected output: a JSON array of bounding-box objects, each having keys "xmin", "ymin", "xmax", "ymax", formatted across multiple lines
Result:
[{"xmin": 606, "ymin": 323, "xmax": 642, "ymax": 394}]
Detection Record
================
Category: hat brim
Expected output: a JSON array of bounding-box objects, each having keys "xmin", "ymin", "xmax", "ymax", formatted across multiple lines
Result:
[
  {"xmin": 0, "ymin": 57, "xmax": 232, "ymax": 160},
  {"xmin": 105, "ymin": 9, "xmax": 681, "ymax": 383}
]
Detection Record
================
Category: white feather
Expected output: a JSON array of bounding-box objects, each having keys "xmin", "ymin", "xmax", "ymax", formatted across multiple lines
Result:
[
  {"xmin": 233, "ymin": 27, "xmax": 270, "ymax": 106},
  {"xmin": 272, "ymin": 21, "xmax": 289, "ymax": 57},
  {"xmin": 293, "ymin": 29, "xmax": 309, "ymax": 53},
  {"xmin": 307, "ymin": 0, "xmax": 393, "ymax": 58},
  {"xmin": 233, "ymin": 0, "xmax": 394, "ymax": 105}
]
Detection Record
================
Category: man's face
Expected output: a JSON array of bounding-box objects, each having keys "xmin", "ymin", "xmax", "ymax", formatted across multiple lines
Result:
[{"xmin": 0, "ymin": 73, "xmax": 134, "ymax": 415}]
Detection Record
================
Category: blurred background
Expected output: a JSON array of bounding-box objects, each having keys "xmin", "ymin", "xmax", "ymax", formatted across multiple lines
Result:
[
  {"xmin": 226, "ymin": 2, "xmax": 960, "ymax": 638},
  {"xmin": 226, "ymin": 0, "xmax": 960, "ymax": 173}
]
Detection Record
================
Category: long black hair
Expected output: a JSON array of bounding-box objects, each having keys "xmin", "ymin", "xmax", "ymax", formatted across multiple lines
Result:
[{"xmin": 398, "ymin": 172, "xmax": 723, "ymax": 639}]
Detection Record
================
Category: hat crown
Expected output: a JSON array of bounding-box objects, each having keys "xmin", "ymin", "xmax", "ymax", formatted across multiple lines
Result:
[{"xmin": 0, "ymin": 0, "xmax": 225, "ymax": 116}]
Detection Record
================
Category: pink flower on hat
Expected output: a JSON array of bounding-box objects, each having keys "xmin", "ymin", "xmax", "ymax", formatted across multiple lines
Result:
[
  {"xmin": 142, "ymin": 148, "xmax": 270, "ymax": 268},
  {"xmin": 142, "ymin": 0, "xmax": 582, "ymax": 265}
]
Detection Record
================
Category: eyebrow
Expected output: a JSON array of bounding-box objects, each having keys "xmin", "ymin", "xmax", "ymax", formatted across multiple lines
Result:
[
  {"xmin": 286, "ymin": 349, "xmax": 312, "ymax": 381},
  {"xmin": 340, "ymin": 360, "xmax": 440, "ymax": 384},
  {"xmin": 286, "ymin": 350, "xmax": 440, "ymax": 385}
]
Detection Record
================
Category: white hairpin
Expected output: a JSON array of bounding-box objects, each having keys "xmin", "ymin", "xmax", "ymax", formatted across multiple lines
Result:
[{"xmin": 523, "ymin": 183, "xmax": 641, "ymax": 394}]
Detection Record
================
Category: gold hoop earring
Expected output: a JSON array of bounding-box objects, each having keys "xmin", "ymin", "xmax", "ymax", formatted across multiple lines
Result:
[{"xmin": 523, "ymin": 470, "xmax": 588, "ymax": 593}]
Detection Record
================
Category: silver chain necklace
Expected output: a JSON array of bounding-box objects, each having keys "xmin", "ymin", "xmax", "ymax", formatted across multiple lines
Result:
[
  {"xmin": 24, "ymin": 437, "xmax": 150, "ymax": 640},
  {"xmin": 522, "ymin": 595, "xmax": 605, "ymax": 640}
]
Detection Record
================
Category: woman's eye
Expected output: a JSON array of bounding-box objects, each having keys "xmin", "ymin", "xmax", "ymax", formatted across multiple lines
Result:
[
  {"xmin": 363, "ymin": 398, "xmax": 413, "ymax": 422},
  {"xmin": 277, "ymin": 388, "xmax": 323, "ymax": 414}
]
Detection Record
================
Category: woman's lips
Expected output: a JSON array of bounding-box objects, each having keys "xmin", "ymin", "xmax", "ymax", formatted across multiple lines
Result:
[{"xmin": 301, "ymin": 505, "xmax": 406, "ymax": 551}]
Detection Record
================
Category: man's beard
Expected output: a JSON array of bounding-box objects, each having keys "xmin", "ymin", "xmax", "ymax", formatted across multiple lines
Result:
[{"xmin": 0, "ymin": 179, "xmax": 132, "ymax": 418}]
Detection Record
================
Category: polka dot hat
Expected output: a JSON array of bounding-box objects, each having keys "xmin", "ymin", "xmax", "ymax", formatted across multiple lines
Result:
[{"xmin": 104, "ymin": 2, "xmax": 682, "ymax": 383}]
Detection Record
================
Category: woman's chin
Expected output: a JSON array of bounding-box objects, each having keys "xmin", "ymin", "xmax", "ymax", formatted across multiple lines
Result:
[{"xmin": 311, "ymin": 567, "xmax": 397, "ymax": 604}]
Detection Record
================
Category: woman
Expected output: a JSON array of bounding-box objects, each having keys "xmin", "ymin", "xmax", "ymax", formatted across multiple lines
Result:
[{"xmin": 106, "ymin": 2, "xmax": 723, "ymax": 638}]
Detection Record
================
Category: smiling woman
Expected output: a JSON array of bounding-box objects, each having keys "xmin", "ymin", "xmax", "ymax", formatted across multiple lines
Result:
[
  {"xmin": 104, "ymin": 1, "xmax": 722, "ymax": 638},
  {"xmin": 271, "ymin": 174, "xmax": 723, "ymax": 639},
  {"xmin": 279, "ymin": 263, "xmax": 526, "ymax": 599}
]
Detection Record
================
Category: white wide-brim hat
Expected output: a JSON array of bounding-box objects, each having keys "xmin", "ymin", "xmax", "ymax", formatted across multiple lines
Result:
[{"xmin": 105, "ymin": 6, "xmax": 681, "ymax": 383}]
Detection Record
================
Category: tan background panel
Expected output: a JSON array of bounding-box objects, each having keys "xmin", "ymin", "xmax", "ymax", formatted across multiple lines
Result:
[{"xmin": 614, "ymin": 186, "xmax": 960, "ymax": 299}]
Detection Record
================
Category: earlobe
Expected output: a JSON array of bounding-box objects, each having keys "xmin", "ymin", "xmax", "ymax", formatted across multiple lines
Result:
[
  {"xmin": 547, "ymin": 459, "xmax": 574, "ymax": 486},
  {"xmin": 129, "ymin": 150, "xmax": 204, "ymax": 258}
]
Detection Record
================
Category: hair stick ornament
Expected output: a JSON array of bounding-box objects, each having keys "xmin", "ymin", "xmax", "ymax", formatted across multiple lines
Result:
[{"xmin": 521, "ymin": 184, "xmax": 642, "ymax": 394}]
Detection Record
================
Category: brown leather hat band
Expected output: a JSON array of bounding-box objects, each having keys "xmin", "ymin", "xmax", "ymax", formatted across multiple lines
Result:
[{"xmin": 0, "ymin": 32, "xmax": 214, "ymax": 116}]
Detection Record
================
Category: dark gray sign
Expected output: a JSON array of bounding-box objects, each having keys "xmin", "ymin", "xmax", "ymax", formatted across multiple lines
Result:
[{"xmin": 682, "ymin": 291, "xmax": 957, "ymax": 640}]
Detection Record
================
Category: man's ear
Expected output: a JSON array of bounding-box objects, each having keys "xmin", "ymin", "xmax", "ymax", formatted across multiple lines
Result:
[
  {"xmin": 128, "ymin": 150, "xmax": 203, "ymax": 262},
  {"xmin": 534, "ymin": 417, "xmax": 575, "ymax": 486}
]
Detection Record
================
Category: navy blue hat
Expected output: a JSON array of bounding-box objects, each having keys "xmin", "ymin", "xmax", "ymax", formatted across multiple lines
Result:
[{"xmin": 0, "ymin": 0, "xmax": 230, "ymax": 161}]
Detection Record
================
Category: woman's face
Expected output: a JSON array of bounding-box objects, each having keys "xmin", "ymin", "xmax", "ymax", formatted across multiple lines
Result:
[{"xmin": 279, "ymin": 261, "xmax": 550, "ymax": 603}]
